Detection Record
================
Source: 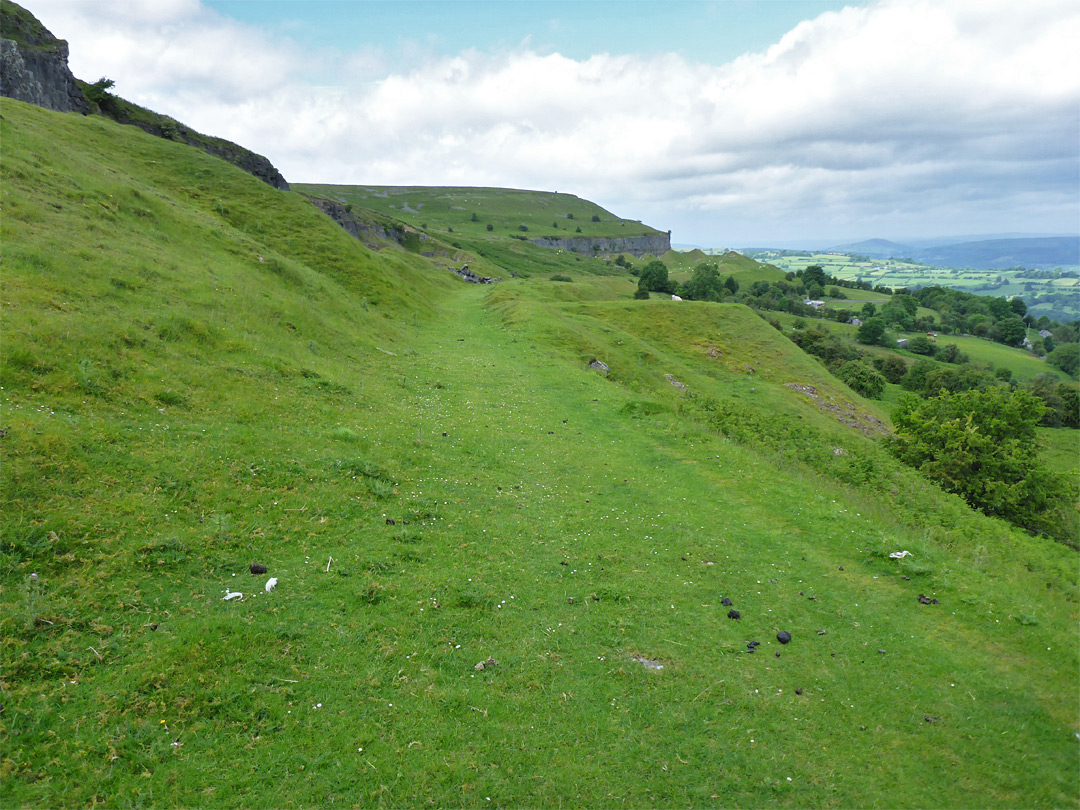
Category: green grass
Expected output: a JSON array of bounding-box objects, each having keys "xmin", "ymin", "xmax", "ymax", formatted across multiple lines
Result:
[
  {"xmin": 2, "ymin": 98, "xmax": 1079, "ymax": 808},
  {"xmin": 294, "ymin": 184, "xmax": 665, "ymax": 243}
]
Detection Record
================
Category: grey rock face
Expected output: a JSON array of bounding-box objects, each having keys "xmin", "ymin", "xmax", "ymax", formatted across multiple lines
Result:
[
  {"xmin": 0, "ymin": 36, "xmax": 90, "ymax": 113},
  {"xmin": 528, "ymin": 233, "xmax": 671, "ymax": 258}
]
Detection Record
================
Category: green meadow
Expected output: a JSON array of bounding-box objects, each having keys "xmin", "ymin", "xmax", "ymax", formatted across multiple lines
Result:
[
  {"xmin": 748, "ymin": 251, "xmax": 1079, "ymax": 322},
  {"xmin": 2, "ymin": 98, "xmax": 1079, "ymax": 808}
]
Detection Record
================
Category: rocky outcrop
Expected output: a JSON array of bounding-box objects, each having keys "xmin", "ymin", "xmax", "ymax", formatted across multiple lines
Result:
[
  {"xmin": 450, "ymin": 264, "xmax": 500, "ymax": 284},
  {"xmin": 528, "ymin": 232, "xmax": 671, "ymax": 258},
  {"xmin": 0, "ymin": 1, "xmax": 288, "ymax": 191},
  {"xmin": 108, "ymin": 107, "xmax": 289, "ymax": 190},
  {"xmin": 0, "ymin": 2, "xmax": 89, "ymax": 113},
  {"xmin": 305, "ymin": 195, "xmax": 399, "ymax": 244}
]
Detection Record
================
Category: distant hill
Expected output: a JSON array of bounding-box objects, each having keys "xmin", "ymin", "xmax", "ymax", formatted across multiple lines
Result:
[
  {"xmin": 822, "ymin": 236, "xmax": 1078, "ymax": 269},
  {"xmin": 912, "ymin": 236, "xmax": 1079, "ymax": 270},
  {"xmin": 827, "ymin": 238, "xmax": 912, "ymax": 258}
]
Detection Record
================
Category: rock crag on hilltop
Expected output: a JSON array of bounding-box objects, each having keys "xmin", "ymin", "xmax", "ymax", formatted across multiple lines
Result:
[
  {"xmin": 0, "ymin": 0, "xmax": 288, "ymax": 191},
  {"xmin": 0, "ymin": 0, "xmax": 89, "ymax": 113}
]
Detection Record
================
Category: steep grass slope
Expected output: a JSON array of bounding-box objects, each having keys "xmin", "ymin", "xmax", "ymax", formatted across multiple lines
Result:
[{"xmin": 2, "ymin": 99, "xmax": 1078, "ymax": 808}]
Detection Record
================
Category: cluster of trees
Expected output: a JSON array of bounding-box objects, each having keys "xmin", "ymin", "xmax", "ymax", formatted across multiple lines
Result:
[
  {"xmin": 786, "ymin": 318, "xmax": 1078, "ymax": 426},
  {"xmin": 889, "ymin": 386, "xmax": 1076, "ymax": 545},
  {"xmin": 624, "ymin": 257, "xmax": 1078, "ymax": 543},
  {"xmin": 634, "ymin": 260, "xmax": 738, "ymax": 301},
  {"xmin": 627, "ymin": 259, "xmax": 1078, "ymax": 410}
]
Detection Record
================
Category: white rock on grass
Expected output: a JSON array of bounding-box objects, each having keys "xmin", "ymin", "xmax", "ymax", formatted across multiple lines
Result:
[{"xmin": 265, "ymin": 577, "xmax": 278, "ymax": 592}]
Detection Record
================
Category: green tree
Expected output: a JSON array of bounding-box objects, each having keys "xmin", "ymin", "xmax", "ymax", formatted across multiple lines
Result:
[
  {"xmin": 638, "ymin": 260, "xmax": 673, "ymax": 294},
  {"xmin": 901, "ymin": 358, "xmax": 938, "ymax": 393},
  {"xmin": 1047, "ymin": 343, "xmax": 1080, "ymax": 377},
  {"xmin": 937, "ymin": 343, "xmax": 968, "ymax": 364},
  {"xmin": 84, "ymin": 76, "xmax": 115, "ymax": 107},
  {"xmin": 860, "ymin": 302, "xmax": 877, "ymax": 319},
  {"xmin": 990, "ymin": 317, "xmax": 1027, "ymax": 347},
  {"xmin": 802, "ymin": 264, "xmax": 827, "ymax": 289},
  {"xmin": 837, "ymin": 360, "xmax": 886, "ymax": 399},
  {"xmin": 888, "ymin": 386, "xmax": 1066, "ymax": 536},
  {"xmin": 682, "ymin": 262, "xmax": 726, "ymax": 301},
  {"xmin": 1057, "ymin": 383, "xmax": 1080, "ymax": 428},
  {"xmin": 892, "ymin": 293, "xmax": 919, "ymax": 316},
  {"xmin": 907, "ymin": 335, "xmax": 937, "ymax": 356},
  {"xmin": 986, "ymin": 297, "xmax": 1013, "ymax": 319},
  {"xmin": 874, "ymin": 354, "xmax": 909, "ymax": 384},
  {"xmin": 881, "ymin": 301, "xmax": 914, "ymax": 331},
  {"xmin": 856, "ymin": 317, "xmax": 887, "ymax": 345}
]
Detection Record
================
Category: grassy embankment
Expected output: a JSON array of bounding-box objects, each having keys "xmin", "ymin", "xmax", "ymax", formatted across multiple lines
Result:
[{"xmin": 2, "ymin": 99, "xmax": 1078, "ymax": 808}]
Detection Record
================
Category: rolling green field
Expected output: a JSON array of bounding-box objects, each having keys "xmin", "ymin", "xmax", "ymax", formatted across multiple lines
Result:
[
  {"xmin": 3, "ymin": 98, "xmax": 1079, "ymax": 809},
  {"xmin": 745, "ymin": 251, "xmax": 1079, "ymax": 321}
]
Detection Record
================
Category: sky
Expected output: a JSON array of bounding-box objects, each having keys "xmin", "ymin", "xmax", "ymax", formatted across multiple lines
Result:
[{"xmin": 24, "ymin": 0, "xmax": 1080, "ymax": 247}]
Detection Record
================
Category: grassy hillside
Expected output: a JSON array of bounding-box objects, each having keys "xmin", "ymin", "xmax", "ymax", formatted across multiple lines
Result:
[
  {"xmin": 2, "ymin": 98, "xmax": 1078, "ymax": 808},
  {"xmin": 295, "ymin": 184, "xmax": 665, "ymax": 242}
]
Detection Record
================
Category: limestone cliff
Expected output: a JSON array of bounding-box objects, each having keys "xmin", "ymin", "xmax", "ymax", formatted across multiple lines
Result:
[
  {"xmin": 0, "ymin": 1, "xmax": 288, "ymax": 191},
  {"xmin": 528, "ymin": 232, "xmax": 671, "ymax": 258},
  {"xmin": 0, "ymin": 0, "xmax": 89, "ymax": 113}
]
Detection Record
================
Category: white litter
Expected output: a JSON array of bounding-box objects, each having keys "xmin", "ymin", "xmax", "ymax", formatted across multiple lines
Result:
[
  {"xmin": 889, "ymin": 550, "xmax": 912, "ymax": 559},
  {"xmin": 222, "ymin": 591, "xmax": 243, "ymax": 601},
  {"xmin": 265, "ymin": 577, "xmax": 278, "ymax": 592}
]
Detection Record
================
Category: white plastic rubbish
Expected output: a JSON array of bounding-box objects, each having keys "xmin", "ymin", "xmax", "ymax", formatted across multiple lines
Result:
[
  {"xmin": 889, "ymin": 550, "xmax": 912, "ymax": 559},
  {"xmin": 222, "ymin": 591, "xmax": 243, "ymax": 600}
]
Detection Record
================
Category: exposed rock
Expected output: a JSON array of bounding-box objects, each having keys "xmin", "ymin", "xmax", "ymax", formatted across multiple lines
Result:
[
  {"xmin": 665, "ymin": 374, "xmax": 686, "ymax": 390},
  {"xmin": 111, "ymin": 106, "xmax": 289, "ymax": 189},
  {"xmin": 727, "ymin": 609, "xmax": 741, "ymax": 620},
  {"xmin": 449, "ymin": 263, "xmax": 500, "ymax": 284},
  {"xmin": 1, "ymin": 2, "xmax": 89, "ymax": 113},
  {"xmin": 0, "ymin": 2, "xmax": 289, "ymax": 190},
  {"xmin": 307, "ymin": 194, "xmax": 415, "ymax": 247},
  {"xmin": 249, "ymin": 563, "xmax": 268, "ymax": 575},
  {"xmin": 589, "ymin": 359, "xmax": 610, "ymax": 375},
  {"xmin": 720, "ymin": 597, "xmax": 733, "ymax": 606},
  {"xmin": 630, "ymin": 655, "xmax": 664, "ymax": 670},
  {"xmin": 528, "ymin": 232, "xmax": 671, "ymax": 258},
  {"xmin": 777, "ymin": 631, "xmax": 792, "ymax": 645},
  {"xmin": 785, "ymin": 382, "xmax": 890, "ymax": 437}
]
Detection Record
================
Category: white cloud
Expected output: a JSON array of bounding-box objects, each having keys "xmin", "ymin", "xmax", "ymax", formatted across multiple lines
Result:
[{"xmin": 24, "ymin": 0, "xmax": 1080, "ymax": 243}]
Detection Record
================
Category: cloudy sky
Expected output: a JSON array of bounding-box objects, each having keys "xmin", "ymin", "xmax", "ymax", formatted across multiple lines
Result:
[{"xmin": 26, "ymin": 0, "xmax": 1080, "ymax": 247}]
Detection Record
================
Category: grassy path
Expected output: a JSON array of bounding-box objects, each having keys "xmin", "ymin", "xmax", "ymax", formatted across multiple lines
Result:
[{"xmin": 4, "ymin": 283, "xmax": 1077, "ymax": 808}]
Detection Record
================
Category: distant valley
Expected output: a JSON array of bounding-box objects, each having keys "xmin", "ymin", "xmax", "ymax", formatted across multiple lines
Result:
[{"xmin": 825, "ymin": 235, "xmax": 1079, "ymax": 270}]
